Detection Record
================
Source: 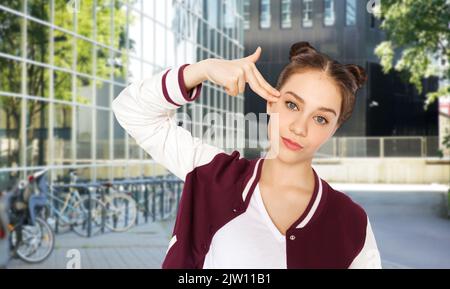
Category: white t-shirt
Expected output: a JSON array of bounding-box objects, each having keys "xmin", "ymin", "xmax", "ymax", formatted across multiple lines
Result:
[
  {"xmin": 202, "ymin": 182, "xmax": 381, "ymax": 269},
  {"xmin": 203, "ymin": 182, "xmax": 286, "ymax": 268}
]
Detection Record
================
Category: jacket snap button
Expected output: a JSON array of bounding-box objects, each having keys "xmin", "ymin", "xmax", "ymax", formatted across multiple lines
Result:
[
  {"xmin": 232, "ymin": 208, "xmax": 238, "ymax": 213},
  {"xmin": 289, "ymin": 235, "xmax": 296, "ymax": 241}
]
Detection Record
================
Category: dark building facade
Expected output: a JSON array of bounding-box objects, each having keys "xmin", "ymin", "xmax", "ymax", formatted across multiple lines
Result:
[{"xmin": 242, "ymin": 0, "xmax": 438, "ymax": 139}]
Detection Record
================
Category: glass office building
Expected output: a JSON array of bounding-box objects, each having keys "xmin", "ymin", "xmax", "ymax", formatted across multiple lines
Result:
[{"xmin": 0, "ymin": 0, "xmax": 245, "ymax": 183}]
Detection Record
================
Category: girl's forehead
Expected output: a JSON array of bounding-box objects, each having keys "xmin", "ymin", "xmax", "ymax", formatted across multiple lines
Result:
[
  {"xmin": 283, "ymin": 73, "xmax": 341, "ymax": 100},
  {"xmin": 286, "ymin": 70, "xmax": 334, "ymax": 86}
]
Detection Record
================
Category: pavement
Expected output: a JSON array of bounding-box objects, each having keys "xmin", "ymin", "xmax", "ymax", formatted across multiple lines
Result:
[
  {"xmin": 7, "ymin": 183, "xmax": 450, "ymax": 269},
  {"xmin": 337, "ymin": 183, "xmax": 450, "ymax": 269},
  {"xmin": 7, "ymin": 218, "xmax": 176, "ymax": 269}
]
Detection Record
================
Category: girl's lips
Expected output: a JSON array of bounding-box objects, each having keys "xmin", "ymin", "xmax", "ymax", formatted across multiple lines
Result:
[{"xmin": 281, "ymin": 137, "xmax": 303, "ymax": 151}]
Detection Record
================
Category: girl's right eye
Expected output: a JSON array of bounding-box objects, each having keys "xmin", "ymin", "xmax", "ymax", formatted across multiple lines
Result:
[{"xmin": 285, "ymin": 101, "xmax": 298, "ymax": 111}]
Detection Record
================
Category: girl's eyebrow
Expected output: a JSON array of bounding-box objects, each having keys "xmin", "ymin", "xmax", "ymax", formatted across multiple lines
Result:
[{"xmin": 285, "ymin": 91, "xmax": 337, "ymax": 116}]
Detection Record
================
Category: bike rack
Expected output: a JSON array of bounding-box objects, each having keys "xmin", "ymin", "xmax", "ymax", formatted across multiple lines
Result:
[
  {"xmin": 50, "ymin": 175, "xmax": 184, "ymax": 237},
  {"xmin": 51, "ymin": 183, "xmax": 102, "ymax": 238}
]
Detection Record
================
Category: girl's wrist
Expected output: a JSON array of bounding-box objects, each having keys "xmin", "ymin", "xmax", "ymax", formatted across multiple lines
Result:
[{"xmin": 183, "ymin": 59, "xmax": 209, "ymax": 91}]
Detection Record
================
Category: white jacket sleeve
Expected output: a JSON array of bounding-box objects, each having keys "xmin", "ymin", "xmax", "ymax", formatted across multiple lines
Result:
[
  {"xmin": 348, "ymin": 216, "xmax": 382, "ymax": 269},
  {"xmin": 112, "ymin": 63, "xmax": 225, "ymax": 181}
]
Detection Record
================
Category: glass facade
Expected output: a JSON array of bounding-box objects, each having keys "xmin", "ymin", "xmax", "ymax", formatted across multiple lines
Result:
[
  {"xmin": 281, "ymin": 0, "xmax": 292, "ymax": 29},
  {"xmin": 324, "ymin": 0, "xmax": 335, "ymax": 26},
  {"xmin": 259, "ymin": 0, "xmax": 271, "ymax": 29},
  {"xmin": 302, "ymin": 0, "xmax": 313, "ymax": 28},
  {"xmin": 346, "ymin": 0, "xmax": 356, "ymax": 26},
  {"xmin": 0, "ymin": 0, "xmax": 245, "ymax": 182},
  {"xmin": 243, "ymin": 0, "xmax": 250, "ymax": 30}
]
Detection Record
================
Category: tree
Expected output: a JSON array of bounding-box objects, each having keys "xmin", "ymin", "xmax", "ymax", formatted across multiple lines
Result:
[
  {"xmin": 373, "ymin": 0, "xmax": 450, "ymax": 153},
  {"xmin": 374, "ymin": 0, "xmax": 449, "ymax": 105}
]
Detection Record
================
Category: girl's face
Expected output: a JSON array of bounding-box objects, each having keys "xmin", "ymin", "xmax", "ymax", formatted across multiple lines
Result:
[{"xmin": 266, "ymin": 70, "xmax": 342, "ymax": 163}]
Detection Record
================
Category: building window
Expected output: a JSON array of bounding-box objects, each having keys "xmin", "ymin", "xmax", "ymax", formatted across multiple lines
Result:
[
  {"xmin": 260, "ymin": 0, "xmax": 271, "ymax": 29},
  {"xmin": 206, "ymin": 0, "xmax": 219, "ymax": 28},
  {"xmin": 323, "ymin": 0, "xmax": 335, "ymax": 26},
  {"xmin": 281, "ymin": 0, "xmax": 292, "ymax": 29},
  {"xmin": 223, "ymin": 0, "xmax": 236, "ymax": 29},
  {"xmin": 346, "ymin": 0, "xmax": 356, "ymax": 26},
  {"xmin": 243, "ymin": 0, "xmax": 251, "ymax": 30},
  {"xmin": 302, "ymin": 0, "xmax": 313, "ymax": 28}
]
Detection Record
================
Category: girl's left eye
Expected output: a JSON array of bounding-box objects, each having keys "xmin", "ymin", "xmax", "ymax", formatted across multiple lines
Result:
[{"xmin": 315, "ymin": 116, "xmax": 329, "ymax": 125}]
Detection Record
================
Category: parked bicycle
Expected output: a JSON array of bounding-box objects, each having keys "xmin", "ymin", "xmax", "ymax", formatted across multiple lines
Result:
[
  {"xmin": 133, "ymin": 176, "xmax": 180, "ymax": 222},
  {"xmin": 6, "ymin": 170, "xmax": 55, "ymax": 263},
  {"xmin": 47, "ymin": 170, "xmax": 105, "ymax": 237},
  {"xmin": 94, "ymin": 182, "xmax": 137, "ymax": 232},
  {"xmin": 0, "ymin": 190, "xmax": 9, "ymax": 268}
]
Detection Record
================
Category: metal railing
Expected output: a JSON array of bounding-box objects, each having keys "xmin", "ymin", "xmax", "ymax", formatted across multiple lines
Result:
[
  {"xmin": 245, "ymin": 136, "xmax": 442, "ymax": 159},
  {"xmin": 49, "ymin": 174, "xmax": 183, "ymax": 237},
  {"xmin": 315, "ymin": 136, "xmax": 441, "ymax": 158}
]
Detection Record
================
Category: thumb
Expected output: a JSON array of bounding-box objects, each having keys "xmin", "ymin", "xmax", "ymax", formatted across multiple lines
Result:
[{"xmin": 246, "ymin": 46, "xmax": 261, "ymax": 63}]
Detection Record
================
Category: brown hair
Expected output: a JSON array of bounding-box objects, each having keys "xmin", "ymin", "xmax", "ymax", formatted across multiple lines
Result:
[{"xmin": 275, "ymin": 41, "xmax": 368, "ymax": 127}]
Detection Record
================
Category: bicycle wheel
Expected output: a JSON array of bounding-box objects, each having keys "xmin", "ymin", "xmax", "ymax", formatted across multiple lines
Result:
[
  {"xmin": 103, "ymin": 194, "xmax": 137, "ymax": 232},
  {"xmin": 71, "ymin": 197, "xmax": 105, "ymax": 237},
  {"xmin": 11, "ymin": 217, "xmax": 55, "ymax": 263},
  {"xmin": 55, "ymin": 202, "xmax": 85, "ymax": 234}
]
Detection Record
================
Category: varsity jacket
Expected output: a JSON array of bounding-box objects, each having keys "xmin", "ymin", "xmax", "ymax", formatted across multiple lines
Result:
[{"xmin": 112, "ymin": 63, "xmax": 382, "ymax": 269}]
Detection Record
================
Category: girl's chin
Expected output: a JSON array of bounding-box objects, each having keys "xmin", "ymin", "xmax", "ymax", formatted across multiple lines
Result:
[{"xmin": 265, "ymin": 146, "xmax": 310, "ymax": 162}]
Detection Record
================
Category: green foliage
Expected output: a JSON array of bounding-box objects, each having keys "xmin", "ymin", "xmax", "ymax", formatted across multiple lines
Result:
[{"xmin": 374, "ymin": 0, "xmax": 450, "ymax": 108}]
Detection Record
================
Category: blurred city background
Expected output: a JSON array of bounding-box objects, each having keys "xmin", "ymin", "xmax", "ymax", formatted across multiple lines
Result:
[{"xmin": 0, "ymin": 0, "xmax": 449, "ymax": 269}]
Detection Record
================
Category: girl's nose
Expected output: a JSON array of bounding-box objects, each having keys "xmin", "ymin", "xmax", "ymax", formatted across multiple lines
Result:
[{"xmin": 289, "ymin": 120, "xmax": 307, "ymax": 137}]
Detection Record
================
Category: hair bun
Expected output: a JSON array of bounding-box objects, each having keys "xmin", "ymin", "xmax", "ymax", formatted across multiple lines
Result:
[
  {"xmin": 344, "ymin": 64, "xmax": 368, "ymax": 89},
  {"xmin": 289, "ymin": 41, "xmax": 318, "ymax": 62}
]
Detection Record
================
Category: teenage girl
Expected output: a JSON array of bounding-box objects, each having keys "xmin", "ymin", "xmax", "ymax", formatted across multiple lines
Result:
[{"xmin": 112, "ymin": 42, "xmax": 382, "ymax": 269}]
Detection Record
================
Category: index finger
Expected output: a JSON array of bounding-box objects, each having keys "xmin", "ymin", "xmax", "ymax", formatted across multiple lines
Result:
[
  {"xmin": 245, "ymin": 68, "xmax": 280, "ymax": 102},
  {"xmin": 251, "ymin": 64, "xmax": 281, "ymax": 97}
]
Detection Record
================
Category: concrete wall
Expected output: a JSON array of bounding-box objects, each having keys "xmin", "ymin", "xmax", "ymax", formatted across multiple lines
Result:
[{"xmin": 313, "ymin": 158, "xmax": 450, "ymax": 185}]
